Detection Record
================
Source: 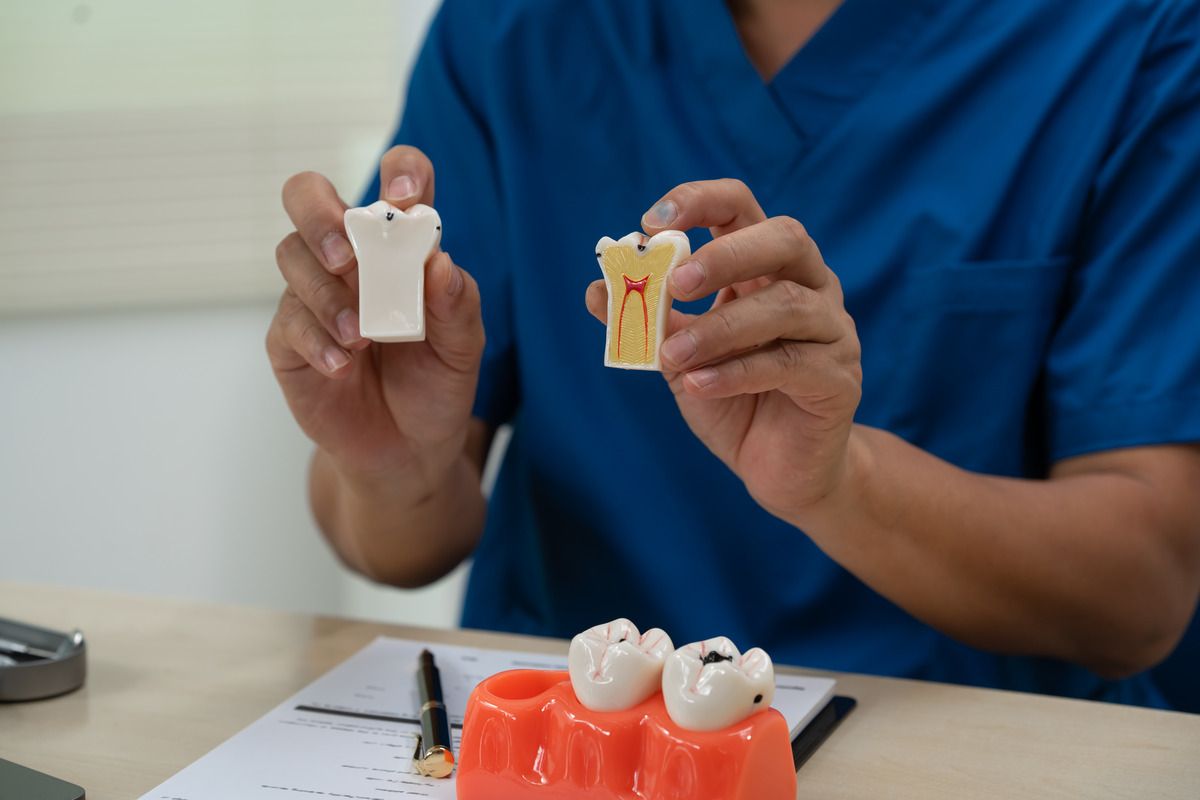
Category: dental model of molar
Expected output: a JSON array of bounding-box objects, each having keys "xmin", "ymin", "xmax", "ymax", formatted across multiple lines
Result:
[
  {"xmin": 596, "ymin": 230, "xmax": 691, "ymax": 370},
  {"xmin": 568, "ymin": 618, "xmax": 674, "ymax": 712},
  {"xmin": 343, "ymin": 201, "xmax": 441, "ymax": 343},
  {"xmin": 661, "ymin": 636, "xmax": 776, "ymax": 732}
]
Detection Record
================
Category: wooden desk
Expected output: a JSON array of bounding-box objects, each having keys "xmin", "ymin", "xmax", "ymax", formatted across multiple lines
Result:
[{"xmin": 1, "ymin": 582, "xmax": 1197, "ymax": 799}]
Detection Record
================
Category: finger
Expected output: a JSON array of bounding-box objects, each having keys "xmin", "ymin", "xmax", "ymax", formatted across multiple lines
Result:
[
  {"xmin": 669, "ymin": 216, "xmax": 829, "ymax": 302},
  {"xmin": 379, "ymin": 145, "xmax": 436, "ymax": 209},
  {"xmin": 275, "ymin": 232, "xmax": 367, "ymax": 350},
  {"xmin": 659, "ymin": 281, "xmax": 844, "ymax": 372},
  {"xmin": 679, "ymin": 341, "xmax": 856, "ymax": 400},
  {"xmin": 641, "ymin": 179, "xmax": 766, "ymax": 237},
  {"xmin": 584, "ymin": 279, "xmax": 607, "ymax": 323},
  {"xmin": 583, "ymin": 278, "xmax": 696, "ymax": 332},
  {"xmin": 423, "ymin": 251, "xmax": 485, "ymax": 374},
  {"xmin": 266, "ymin": 290, "xmax": 354, "ymax": 378},
  {"xmin": 281, "ymin": 171, "xmax": 356, "ymax": 275}
]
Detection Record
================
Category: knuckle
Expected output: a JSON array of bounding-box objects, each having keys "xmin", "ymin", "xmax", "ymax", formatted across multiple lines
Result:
[
  {"xmin": 702, "ymin": 307, "xmax": 738, "ymax": 349},
  {"xmin": 672, "ymin": 181, "xmax": 704, "ymax": 206},
  {"xmin": 844, "ymin": 330, "xmax": 863, "ymax": 363},
  {"xmin": 296, "ymin": 317, "xmax": 327, "ymax": 358},
  {"xmin": 842, "ymin": 311, "xmax": 859, "ymax": 338},
  {"xmin": 717, "ymin": 232, "xmax": 746, "ymax": 277},
  {"xmin": 275, "ymin": 286, "xmax": 296, "ymax": 313},
  {"xmin": 728, "ymin": 353, "xmax": 754, "ymax": 381},
  {"xmin": 278, "ymin": 294, "xmax": 305, "ymax": 330},
  {"xmin": 721, "ymin": 177, "xmax": 752, "ymax": 198},
  {"xmin": 773, "ymin": 215, "xmax": 810, "ymax": 247},
  {"xmin": 824, "ymin": 267, "xmax": 844, "ymax": 296},
  {"xmin": 274, "ymin": 232, "xmax": 303, "ymax": 270},
  {"xmin": 265, "ymin": 304, "xmax": 286, "ymax": 352},
  {"xmin": 299, "ymin": 206, "xmax": 339, "ymax": 241},
  {"xmin": 777, "ymin": 343, "xmax": 805, "ymax": 372},
  {"xmin": 775, "ymin": 279, "xmax": 811, "ymax": 312},
  {"xmin": 303, "ymin": 272, "xmax": 343, "ymax": 315}
]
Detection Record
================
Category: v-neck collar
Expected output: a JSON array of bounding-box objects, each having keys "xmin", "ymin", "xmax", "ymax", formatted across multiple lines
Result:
[{"xmin": 670, "ymin": 0, "xmax": 937, "ymax": 184}]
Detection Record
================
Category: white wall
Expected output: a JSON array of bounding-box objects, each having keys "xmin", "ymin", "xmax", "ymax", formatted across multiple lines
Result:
[
  {"xmin": 0, "ymin": 304, "xmax": 470, "ymax": 626},
  {"xmin": 0, "ymin": 0, "xmax": 474, "ymax": 627}
]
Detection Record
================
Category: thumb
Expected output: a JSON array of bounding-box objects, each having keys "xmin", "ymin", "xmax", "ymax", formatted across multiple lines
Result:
[{"xmin": 424, "ymin": 250, "xmax": 485, "ymax": 374}]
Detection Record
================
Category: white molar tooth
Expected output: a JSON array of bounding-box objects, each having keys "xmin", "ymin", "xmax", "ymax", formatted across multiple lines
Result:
[
  {"xmin": 662, "ymin": 636, "xmax": 776, "ymax": 732},
  {"xmin": 343, "ymin": 201, "xmax": 441, "ymax": 343},
  {"xmin": 568, "ymin": 618, "xmax": 674, "ymax": 712}
]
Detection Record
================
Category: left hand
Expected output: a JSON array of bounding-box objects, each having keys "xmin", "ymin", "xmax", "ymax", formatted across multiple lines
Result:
[{"xmin": 585, "ymin": 179, "xmax": 863, "ymax": 520}]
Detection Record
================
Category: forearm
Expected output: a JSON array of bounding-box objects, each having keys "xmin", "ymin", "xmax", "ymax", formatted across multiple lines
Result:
[
  {"xmin": 309, "ymin": 447, "xmax": 487, "ymax": 588},
  {"xmin": 796, "ymin": 426, "xmax": 1199, "ymax": 676}
]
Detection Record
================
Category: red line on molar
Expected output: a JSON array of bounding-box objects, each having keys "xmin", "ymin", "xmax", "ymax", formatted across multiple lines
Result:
[{"xmin": 617, "ymin": 274, "xmax": 651, "ymax": 360}]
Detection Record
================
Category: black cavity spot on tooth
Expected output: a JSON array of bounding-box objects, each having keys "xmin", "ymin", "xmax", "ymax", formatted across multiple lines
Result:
[
  {"xmin": 701, "ymin": 651, "xmax": 734, "ymax": 665},
  {"xmin": 753, "ymin": 694, "xmax": 763, "ymax": 704},
  {"xmin": 436, "ymin": 225, "xmax": 441, "ymax": 231},
  {"xmin": 637, "ymin": 243, "xmax": 646, "ymax": 252},
  {"xmin": 595, "ymin": 252, "xmax": 601, "ymax": 258},
  {"xmin": 617, "ymin": 637, "xmax": 627, "ymax": 644},
  {"xmin": 385, "ymin": 211, "xmax": 395, "ymax": 221}
]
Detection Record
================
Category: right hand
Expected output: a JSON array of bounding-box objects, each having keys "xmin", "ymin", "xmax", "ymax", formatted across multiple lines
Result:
[{"xmin": 266, "ymin": 146, "xmax": 485, "ymax": 490}]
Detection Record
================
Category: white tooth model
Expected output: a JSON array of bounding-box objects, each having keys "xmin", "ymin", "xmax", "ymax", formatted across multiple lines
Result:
[
  {"xmin": 661, "ymin": 636, "xmax": 776, "ymax": 732},
  {"xmin": 343, "ymin": 200, "xmax": 441, "ymax": 342},
  {"xmin": 596, "ymin": 230, "xmax": 690, "ymax": 370},
  {"xmin": 568, "ymin": 618, "xmax": 674, "ymax": 712}
]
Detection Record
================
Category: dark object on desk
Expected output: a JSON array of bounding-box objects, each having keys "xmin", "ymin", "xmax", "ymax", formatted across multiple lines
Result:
[
  {"xmin": 0, "ymin": 617, "xmax": 86, "ymax": 702},
  {"xmin": 413, "ymin": 649, "xmax": 455, "ymax": 778},
  {"xmin": 0, "ymin": 758, "xmax": 85, "ymax": 800},
  {"xmin": 792, "ymin": 695, "xmax": 856, "ymax": 771}
]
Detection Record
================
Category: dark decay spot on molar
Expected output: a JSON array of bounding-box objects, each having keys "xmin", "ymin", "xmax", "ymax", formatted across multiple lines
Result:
[
  {"xmin": 436, "ymin": 225, "xmax": 441, "ymax": 231},
  {"xmin": 701, "ymin": 651, "xmax": 734, "ymax": 666},
  {"xmin": 637, "ymin": 243, "xmax": 646, "ymax": 252},
  {"xmin": 753, "ymin": 694, "xmax": 763, "ymax": 704},
  {"xmin": 385, "ymin": 211, "xmax": 395, "ymax": 221}
]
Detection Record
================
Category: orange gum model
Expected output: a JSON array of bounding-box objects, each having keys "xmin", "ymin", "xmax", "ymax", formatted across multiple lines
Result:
[{"xmin": 456, "ymin": 669, "xmax": 797, "ymax": 800}]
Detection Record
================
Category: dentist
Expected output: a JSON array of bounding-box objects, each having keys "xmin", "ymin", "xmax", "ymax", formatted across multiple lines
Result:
[{"xmin": 267, "ymin": 0, "xmax": 1200, "ymax": 707}]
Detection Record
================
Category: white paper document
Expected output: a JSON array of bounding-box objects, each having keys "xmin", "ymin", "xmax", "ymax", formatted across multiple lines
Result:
[{"xmin": 140, "ymin": 636, "xmax": 836, "ymax": 800}]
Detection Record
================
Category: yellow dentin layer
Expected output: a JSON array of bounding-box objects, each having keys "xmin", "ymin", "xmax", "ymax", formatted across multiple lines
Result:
[{"xmin": 598, "ymin": 243, "xmax": 678, "ymax": 369}]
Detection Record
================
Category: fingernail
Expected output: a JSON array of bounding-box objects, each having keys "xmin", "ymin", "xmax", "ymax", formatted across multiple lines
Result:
[
  {"xmin": 323, "ymin": 347, "xmax": 350, "ymax": 374},
  {"xmin": 687, "ymin": 367, "xmax": 718, "ymax": 389},
  {"xmin": 671, "ymin": 260, "xmax": 704, "ymax": 295},
  {"xmin": 386, "ymin": 175, "xmax": 418, "ymax": 201},
  {"xmin": 642, "ymin": 199, "xmax": 678, "ymax": 228},
  {"xmin": 660, "ymin": 331, "xmax": 696, "ymax": 367},
  {"xmin": 321, "ymin": 232, "xmax": 354, "ymax": 269},
  {"xmin": 335, "ymin": 308, "xmax": 360, "ymax": 345}
]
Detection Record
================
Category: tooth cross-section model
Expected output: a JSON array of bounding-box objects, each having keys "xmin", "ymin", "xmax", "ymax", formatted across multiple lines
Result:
[
  {"xmin": 343, "ymin": 201, "xmax": 442, "ymax": 342},
  {"xmin": 662, "ymin": 636, "xmax": 776, "ymax": 732},
  {"xmin": 568, "ymin": 618, "xmax": 674, "ymax": 711},
  {"xmin": 596, "ymin": 230, "xmax": 691, "ymax": 370}
]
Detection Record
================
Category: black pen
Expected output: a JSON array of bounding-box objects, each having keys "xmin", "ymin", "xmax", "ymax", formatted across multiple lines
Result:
[{"xmin": 413, "ymin": 649, "xmax": 455, "ymax": 778}]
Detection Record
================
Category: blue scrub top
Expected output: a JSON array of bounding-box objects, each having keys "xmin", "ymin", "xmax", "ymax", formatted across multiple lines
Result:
[{"xmin": 366, "ymin": 0, "xmax": 1200, "ymax": 706}]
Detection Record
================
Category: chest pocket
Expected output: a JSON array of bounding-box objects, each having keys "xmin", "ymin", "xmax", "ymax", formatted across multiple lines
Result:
[{"xmin": 876, "ymin": 257, "xmax": 1073, "ymax": 474}]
